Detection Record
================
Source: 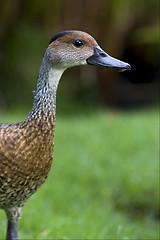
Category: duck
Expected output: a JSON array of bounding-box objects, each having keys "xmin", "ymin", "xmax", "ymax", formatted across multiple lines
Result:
[{"xmin": 0, "ymin": 30, "xmax": 131, "ymax": 240}]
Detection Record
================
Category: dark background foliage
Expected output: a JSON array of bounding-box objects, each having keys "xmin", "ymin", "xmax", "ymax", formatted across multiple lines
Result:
[{"xmin": 0, "ymin": 0, "xmax": 159, "ymax": 110}]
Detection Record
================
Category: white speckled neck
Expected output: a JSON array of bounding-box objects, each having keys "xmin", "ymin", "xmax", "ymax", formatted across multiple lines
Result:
[{"xmin": 27, "ymin": 58, "xmax": 65, "ymax": 121}]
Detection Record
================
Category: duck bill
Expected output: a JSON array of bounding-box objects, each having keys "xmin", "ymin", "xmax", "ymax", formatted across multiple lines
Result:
[{"xmin": 87, "ymin": 46, "xmax": 131, "ymax": 71}]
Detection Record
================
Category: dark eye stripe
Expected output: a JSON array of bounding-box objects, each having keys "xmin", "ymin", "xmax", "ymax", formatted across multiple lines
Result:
[{"xmin": 73, "ymin": 39, "xmax": 84, "ymax": 48}]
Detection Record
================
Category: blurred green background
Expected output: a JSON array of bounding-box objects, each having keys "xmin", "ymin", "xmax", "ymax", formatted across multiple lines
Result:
[
  {"xmin": 0, "ymin": 0, "xmax": 159, "ymax": 109},
  {"xmin": 0, "ymin": 0, "xmax": 159, "ymax": 239}
]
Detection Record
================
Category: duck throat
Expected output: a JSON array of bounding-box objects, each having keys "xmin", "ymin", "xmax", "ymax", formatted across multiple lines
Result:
[{"xmin": 28, "ymin": 60, "xmax": 65, "ymax": 121}]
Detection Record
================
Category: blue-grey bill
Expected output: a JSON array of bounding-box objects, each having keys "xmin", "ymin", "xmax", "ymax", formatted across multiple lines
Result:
[{"xmin": 87, "ymin": 46, "xmax": 131, "ymax": 71}]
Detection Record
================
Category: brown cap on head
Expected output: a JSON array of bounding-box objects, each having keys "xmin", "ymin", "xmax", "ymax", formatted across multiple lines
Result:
[{"xmin": 49, "ymin": 30, "xmax": 98, "ymax": 46}]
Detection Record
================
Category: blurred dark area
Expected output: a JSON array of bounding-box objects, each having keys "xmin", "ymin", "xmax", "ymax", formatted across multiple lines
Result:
[{"xmin": 0, "ymin": 0, "xmax": 159, "ymax": 111}]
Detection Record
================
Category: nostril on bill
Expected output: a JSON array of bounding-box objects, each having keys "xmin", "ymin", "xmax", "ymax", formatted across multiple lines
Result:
[{"xmin": 99, "ymin": 52, "xmax": 107, "ymax": 57}]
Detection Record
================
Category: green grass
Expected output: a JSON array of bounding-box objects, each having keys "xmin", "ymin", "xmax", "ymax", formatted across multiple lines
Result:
[{"xmin": 0, "ymin": 107, "xmax": 159, "ymax": 239}]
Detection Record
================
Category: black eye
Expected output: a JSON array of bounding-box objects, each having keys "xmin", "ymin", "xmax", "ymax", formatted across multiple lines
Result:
[{"xmin": 73, "ymin": 39, "xmax": 84, "ymax": 48}]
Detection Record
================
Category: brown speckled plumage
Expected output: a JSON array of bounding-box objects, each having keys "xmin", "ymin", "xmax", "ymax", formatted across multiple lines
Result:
[
  {"xmin": 0, "ymin": 30, "xmax": 131, "ymax": 239},
  {"xmin": 0, "ymin": 117, "xmax": 55, "ymax": 215},
  {"xmin": 0, "ymin": 68, "xmax": 57, "ymax": 223}
]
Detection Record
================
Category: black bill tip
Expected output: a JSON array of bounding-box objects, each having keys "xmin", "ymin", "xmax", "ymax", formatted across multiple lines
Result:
[{"xmin": 119, "ymin": 63, "xmax": 131, "ymax": 72}]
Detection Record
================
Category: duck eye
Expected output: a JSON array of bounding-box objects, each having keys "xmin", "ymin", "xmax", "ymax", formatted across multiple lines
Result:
[{"xmin": 73, "ymin": 39, "xmax": 84, "ymax": 48}]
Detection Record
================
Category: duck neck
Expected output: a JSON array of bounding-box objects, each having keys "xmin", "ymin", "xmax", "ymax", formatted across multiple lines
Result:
[{"xmin": 27, "ymin": 58, "xmax": 65, "ymax": 123}]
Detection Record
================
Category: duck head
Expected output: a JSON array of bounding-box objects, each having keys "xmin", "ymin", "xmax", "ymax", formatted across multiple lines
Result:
[{"xmin": 47, "ymin": 30, "xmax": 131, "ymax": 71}]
